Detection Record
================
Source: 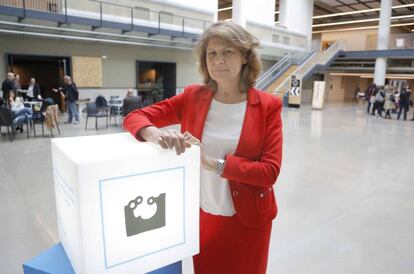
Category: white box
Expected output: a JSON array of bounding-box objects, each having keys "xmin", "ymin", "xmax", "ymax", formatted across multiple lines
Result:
[
  {"xmin": 51, "ymin": 133, "xmax": 200, "ymax": 274},
  {"xmin": 312, "ymin": 81, "xmax": 326, "ymax": 110}
]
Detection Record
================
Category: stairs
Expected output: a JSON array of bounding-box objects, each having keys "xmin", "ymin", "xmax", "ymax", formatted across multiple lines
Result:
[
  {"xmin": 265, "ymin": 64, "xmax": 297, "ymax": 97},
  {"xmin": 274, "ymin": 40, "xmax": 346, "ymax": 96},
  {"xmin": 256, "ymin": 51, "xmax": 312, "ymax": 94}
]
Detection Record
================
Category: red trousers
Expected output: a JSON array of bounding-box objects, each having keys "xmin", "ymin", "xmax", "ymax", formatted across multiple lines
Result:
[{"xmin": 193, "ymin": 209, "xmax": 272, "ymax": 274}]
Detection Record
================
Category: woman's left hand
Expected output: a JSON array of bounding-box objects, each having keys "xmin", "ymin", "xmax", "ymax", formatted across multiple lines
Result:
[{"xmin": 183, "ymin": 131, "xmax": 216, "ymax": 171}]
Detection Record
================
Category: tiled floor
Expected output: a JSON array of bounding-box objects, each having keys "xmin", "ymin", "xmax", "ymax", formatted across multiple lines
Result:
[{"xmin": 0, "ymin": 102, "xmax": 413, "ymax": 274}]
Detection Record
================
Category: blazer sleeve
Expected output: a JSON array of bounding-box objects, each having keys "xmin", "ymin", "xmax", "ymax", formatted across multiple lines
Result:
[
  {"xmin": 123, "ymin": 90, "xmax": 186, "ymax": 141},
  {"xmin": 222, "ymin": 97, "xmax": 283, "ymax": 188}
]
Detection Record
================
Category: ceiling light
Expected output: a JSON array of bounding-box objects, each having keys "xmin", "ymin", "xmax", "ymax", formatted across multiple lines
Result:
[
  {"xmin": 218, "ymin": 7, "xmax": 232, "ymax": 12},
  {"xmin": 313, "ymin": 18, "xmax": 379, "ymax": 28},
  {"xmin": 313, "ymin": 22, "xmax": 414, "ymax": 33},
  {"xmin": 313, "ymin": 3, "xmax": 414, "ymax": 19},
  {"xmin": 329, "ymin": 72, "xmax": 414, "ymax": 80},
  {"xmin": 313, "ymin": 14, "xmax": 414, "ymax": 28}
]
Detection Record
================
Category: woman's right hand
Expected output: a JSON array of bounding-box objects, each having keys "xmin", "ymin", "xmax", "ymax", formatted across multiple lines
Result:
[{"xmin": 139, "ymin": 126, "xmax": 190, "ymax": 155}]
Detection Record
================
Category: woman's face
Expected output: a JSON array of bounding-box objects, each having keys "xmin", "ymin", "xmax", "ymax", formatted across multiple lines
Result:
[{"xmin": 206, "ymin": 37, "xmax": 246, "ymax": 86}]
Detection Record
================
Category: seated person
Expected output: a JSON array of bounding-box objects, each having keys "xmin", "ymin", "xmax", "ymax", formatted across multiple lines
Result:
[
  {"xmin": 26, "ymin": 77, "xmax": 42, "ymax": 101},
  {"xmin": 9, "ymin": 92, "xmax": 33, "ymax": 132},
  {"xmin": 0, "ymin": 97, "xmax": 5, "ymax": 109},
  {"xmin": 123, "ymin": 89, "xmax": 143, "ymax": 117}
]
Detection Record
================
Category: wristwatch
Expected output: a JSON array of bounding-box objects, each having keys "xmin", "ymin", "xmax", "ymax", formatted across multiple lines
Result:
[{"xmin": 216, "ymin": 159, "xmax": 226, "ymax": 175}]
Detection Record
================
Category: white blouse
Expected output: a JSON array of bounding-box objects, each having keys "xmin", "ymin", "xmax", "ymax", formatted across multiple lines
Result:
[
  {"xmin": 200, "ymin": 98, "xmax": 247, "ymax": 216},
  {"xmin": 27, "ymin": 85, "xmax": 34, "ymax": 97}
]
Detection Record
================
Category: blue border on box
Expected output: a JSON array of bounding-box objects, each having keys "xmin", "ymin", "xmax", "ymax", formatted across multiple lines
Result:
[{"xmin": 99, "ymin": 166, "xmax": 186, "ymax": 269}]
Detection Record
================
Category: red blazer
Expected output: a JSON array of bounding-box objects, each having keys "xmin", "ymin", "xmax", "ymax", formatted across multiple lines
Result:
[{"xmin": 123, "ymin": 84, "xmax": 283, "ymax": 228}]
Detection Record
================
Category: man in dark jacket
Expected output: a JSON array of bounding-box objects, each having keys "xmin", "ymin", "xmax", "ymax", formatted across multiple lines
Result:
[
  {"xmin": 2, "ymin": 72, "xmax": 15, "ymax": 105},
  {"xmin": 365, "ymin": 83, "xmax": 376, "ymax": 114},
  {"xmin": 53, "ymin": 75, "xmax": 80, "ymax": 124},
  {"xmin": 397, "ymin": 88, "xmax": 410, "ymax": 120},
  {"xmin": 27, "ymin": 77, "xmax": 42, "ymax": 101},
  {"xmin": 123, "ymin": 89, "xmax": 143, "ymax": 117}
]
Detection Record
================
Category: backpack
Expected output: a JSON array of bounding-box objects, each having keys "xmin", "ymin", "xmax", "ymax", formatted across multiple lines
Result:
[
  {"xmin": 95, "ymin": 95, "xmax": 108, "ymax": 109},
  {"xmin": 375, "ymin": 92, "xmax": 384, "ymax": 103}
]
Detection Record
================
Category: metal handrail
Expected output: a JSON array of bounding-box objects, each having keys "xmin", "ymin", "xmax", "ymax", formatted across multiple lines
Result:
[
  {"xmin": 273, "ymin": 40, "xmax": 346, "ymax": 94},
  {"xmin": 256, "ymin": 50, "xmax": 315, "ymax": 90},
  {"xmin": 256, "ymin": 54, "xmax": 290, "ymax": 86},
  {"xmin": 256, "ymin": 59, "xmax": 291, "ymax": 90},
  {"xmin": 88, "ymin": 0, "xmax": 210, "ymax": 33}
]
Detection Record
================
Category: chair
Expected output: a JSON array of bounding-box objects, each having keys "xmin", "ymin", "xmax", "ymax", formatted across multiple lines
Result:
[
  {"xmin": 44, "ymin": 104, "xmax": 61, "ymax": 137},
  {"xmin": 85, "ymin": 102, "xmax": 108, "ymax": 130},
  {"xmin": 109, "ymin": 98, "xmax": 123, "ymax": 125},
  {"xmin": 0, "ymin": 107, "xmax": 32, "ymax": 142},
  {"xmin": 123, "ymin": 96, "xmax": 143, "ymax": 117},
  {"xmin": 32, "ymin": 112, "xmax": 45, "ymax": 137},
  {"xmin": 142, "ymin": 96, "xmax": 154, "ymax": 107},
  {"xmin": 32, "ymin": 101, "xmax": 45, "ymax": 137}
]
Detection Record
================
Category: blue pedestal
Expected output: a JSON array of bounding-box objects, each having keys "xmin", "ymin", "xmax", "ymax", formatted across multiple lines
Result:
[{"xmin": 23, "ymin": 243, "xmax": 182, "ymax": 274}]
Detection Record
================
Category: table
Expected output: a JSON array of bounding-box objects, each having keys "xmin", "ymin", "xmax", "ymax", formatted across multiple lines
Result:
[{"xmin": 24, "ymin": 101, "xmax": 43, "ymax": 112}]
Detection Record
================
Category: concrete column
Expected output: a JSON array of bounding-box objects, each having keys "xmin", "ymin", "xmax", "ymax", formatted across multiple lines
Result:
[
  {"xmin": 374, "ymin": 0, "xmax": 392, "ymax": 86},
  {"xmin": 232, "ymin": 0, "xmax": 247, "ymax": 28},
  {"xmin": 245, "ymin": 0, "xmax": 276, "ymax": 27},
  {"xmin": 279, "ymin": 0, "xmax": 314, "ymax": 49}
]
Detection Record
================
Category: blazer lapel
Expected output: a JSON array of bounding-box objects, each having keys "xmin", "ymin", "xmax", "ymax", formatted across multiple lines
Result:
[
  {"xmin": 234, "ymin": 88, "xmax": 260, "ymax": 157},
  {"xmin": 194, "ymin": 87, "xmax": 213, "ymax": 140}
]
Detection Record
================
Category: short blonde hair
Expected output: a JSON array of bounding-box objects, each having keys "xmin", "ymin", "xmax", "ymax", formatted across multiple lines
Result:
[{"xmin": 195, "ymin": 21, "xmax": 261, "ymax": 93}]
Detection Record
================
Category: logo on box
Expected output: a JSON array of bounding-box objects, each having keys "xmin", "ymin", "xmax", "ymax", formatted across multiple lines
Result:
[{"xmin": 124, "ymin": 193, "xmax": 166, "ymax": 237}]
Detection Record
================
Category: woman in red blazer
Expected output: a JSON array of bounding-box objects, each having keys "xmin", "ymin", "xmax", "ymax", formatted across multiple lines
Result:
[{"xmin": 124, "ymin": 21, "xmax": 283, "ymax": 274}]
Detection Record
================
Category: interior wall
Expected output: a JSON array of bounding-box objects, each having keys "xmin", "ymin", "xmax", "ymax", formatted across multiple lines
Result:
[
  {"xmin": 327, "ymin": 75, "xmax": 345, "ymax": 101},
  {"xmin": 319, "ymin": 27, "xmax": 409, "ymax": 51},
  {"xmin": 260, "ymin": 59, "xmax": 277, "ymax": 76},
  {"xmin": 327, "ymin": 75, "xmax": 370, "ymax": 102},
  {"xmin": 321, "ymin": 29, "xmax": 378, "ymax": 51},
  {"xmin": 0, "ymin": 35, "xmax": 201, "ymax": 98}
]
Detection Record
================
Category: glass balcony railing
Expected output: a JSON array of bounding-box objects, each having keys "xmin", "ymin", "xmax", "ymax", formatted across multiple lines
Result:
[{"xmin": 0, "ymin": 0, "xmax": 212, "ymax": 37}]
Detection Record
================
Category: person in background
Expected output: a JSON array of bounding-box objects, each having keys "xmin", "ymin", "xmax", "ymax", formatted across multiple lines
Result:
[
  {"xmin": 373, "ymin": 86, "xmax": 385, "ymax": 117},
  {"xmin": 2, "ymin": 72, "xmax": 15, "ymax": 104},
  {"xmin": 13, "ymin": 74, "xmax": 21, "ymax": 91},
  {"xmin": 371, "ymin": 86, "xmax": 385, "ymax": 117},
  {"xmin": 384, "ymin": 85, "xmax": 395, "ymax": 119},
  {"xmin": 27, "ymin": 77, "xmax": 42, "ymax": 101},
  {"xmin": 365, "ymin": 83, "xmax": 376, "ymax": 114},
  {"xmin": 53, "ymin": 75, "xmax": 80, "ymax": 124},
  {"xmin": 397, "ymin": 87, "xmax": 410, "ymax": 120},
  {"xmin": 353, "ymin": 84, "xmax": 360, "ymax": 103},
  {"xmin": 8, "ymin": 91, "xmax": 33, "ymax": 132},
  {"xmin": 123, "ymin": 88, "xmax": 143, "ymax": 117}
]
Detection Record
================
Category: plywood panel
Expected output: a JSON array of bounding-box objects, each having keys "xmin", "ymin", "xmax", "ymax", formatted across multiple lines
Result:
[{"xmin": 72, "ymin": 56, "xmax": 102, "ymax": 88}]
